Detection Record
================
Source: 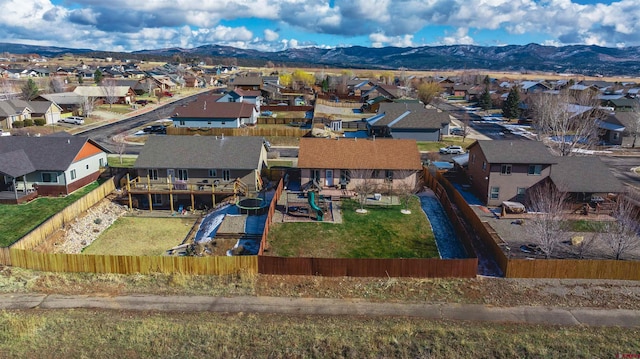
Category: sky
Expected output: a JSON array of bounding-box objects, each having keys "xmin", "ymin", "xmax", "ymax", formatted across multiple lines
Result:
[{"xmin": 1, "ymin": 0, "xmax": 638, "ymax": 53}]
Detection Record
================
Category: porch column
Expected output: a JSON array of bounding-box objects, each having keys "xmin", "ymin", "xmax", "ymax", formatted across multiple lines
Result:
[
  {"xmin": 148, "ymin": 193, "xmax": 153, "ymax": 211},
  {"xmin": 169, "ymin": 174, "xmax": 174, "ymax": 212},
  {"xmin": 22, "ymin": 176, "xmax": 27, "ymax": 196},
  {"xmin": 12, "ymin": 177, "xmax": 18, "ymax": 201},
  {"xmin": 191, "ymin": 194, "xmax": 194, "ymax": 212},
  {"xmin": 126, "ymin": 173, "xmax": 132, "ymax": 210}
]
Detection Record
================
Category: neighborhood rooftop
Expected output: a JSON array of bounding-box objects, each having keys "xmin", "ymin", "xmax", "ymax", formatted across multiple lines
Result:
[
  {"xmin": 472, "ymin": 140, "xmax": 558, "ymax": 164},
  {"xmin": 133, "ymin": 136, "xmax": 265, "ymax": 170},
  {"xmin": 297, "ymin": 137, "xmax": 422, "ymax": 170}
]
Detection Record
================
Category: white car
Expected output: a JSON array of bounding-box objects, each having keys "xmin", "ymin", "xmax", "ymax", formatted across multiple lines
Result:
[
  {"xmin": 60, "ymin": 116, "xmax": 85, "ymax": 125},
  {"xmin": 439, "ymin": 145, "xmax": 465, "ymax": 154}
]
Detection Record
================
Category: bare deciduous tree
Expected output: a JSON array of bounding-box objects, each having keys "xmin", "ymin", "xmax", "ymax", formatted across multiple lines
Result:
[
  {"xmin": 602, "ymin": 196, "xmax": 640, "ymax": 260},
  {"xmin": 530, "ymin": 89, "xmax": 604, "ymax": 156},
  {"xmin": 630, "ymin": 100, "xmax": 640, "ymax": 148},
  {"xmin": 394, "ymin": 169, "xmax": 420, "ymax": 213},
  {"xmin": 80, "ymin": 96, "xmax": 96, "ymax": 117},
  {"xmin": 102, "ymin": 78, "xmax": 119, "ymax": 109},
  {"xmin": 0, "ymin": 79, "xmax": 19, "ymax": 100},
  {"xmin": 525, "ymin": 182, "xmax": 569, "ymax": 258},
  {"xmin": 351, "ymin": 169, "xmax": 377, "ymax": 212},
  {"xmin": 112, "ymin": 134, "xmax": 127, "ymax": 164},
  {"xmin": 49, "ymin": 76, "xmax": 66, "ymax": 93}
]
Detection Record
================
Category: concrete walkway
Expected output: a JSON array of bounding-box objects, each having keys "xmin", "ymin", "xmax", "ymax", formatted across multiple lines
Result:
[{"xmin": 2, "ymin": 293, "xmax": 639, "ymax": 327}]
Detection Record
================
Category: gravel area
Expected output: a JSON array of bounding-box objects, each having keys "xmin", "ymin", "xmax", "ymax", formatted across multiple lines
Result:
[{"xmin": 52, "ymin": 200, "xmax": 128, "ymax": 254}]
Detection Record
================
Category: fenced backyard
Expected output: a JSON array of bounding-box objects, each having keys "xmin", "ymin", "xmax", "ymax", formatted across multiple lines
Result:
[{"xmin": 429, "ymin": 170, "xmax": 640, "ymax": 280}]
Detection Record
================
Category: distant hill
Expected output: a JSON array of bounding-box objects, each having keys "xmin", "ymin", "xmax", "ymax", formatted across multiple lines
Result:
[{"xmin": 3, "ymin": 42, "xmax": 640, "ymax": 76}]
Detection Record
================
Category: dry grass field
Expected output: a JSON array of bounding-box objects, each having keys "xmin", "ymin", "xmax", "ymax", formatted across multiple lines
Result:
[{"xmin": 82, "ymin": 217, "xmax": 194, "ymax": 256}]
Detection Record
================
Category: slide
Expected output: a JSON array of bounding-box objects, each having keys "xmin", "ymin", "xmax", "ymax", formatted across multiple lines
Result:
[{"xmin": 308, "ymin": 191, "xmax": 324, "ymax": 221}]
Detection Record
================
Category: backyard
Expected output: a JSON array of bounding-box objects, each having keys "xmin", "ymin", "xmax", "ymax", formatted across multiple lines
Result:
[
  {"xmin": 0, "ymin": 181, "xmax": 101, "ymax": 247},
  {"xmin": 82, "ymin": 217, "xmax": 194, "ymax": 256},
  {"xmin": 267, "ymin": 198, "xmax": 438, "ymax": 258}
]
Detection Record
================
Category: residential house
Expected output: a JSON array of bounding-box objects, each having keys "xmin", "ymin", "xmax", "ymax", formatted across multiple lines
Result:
[
  {"xmin": 466, "ymin": 140, "xmax": 622, "ymax": 206},
  {"xmin": 368, "ymin": 102, "xmax": 451, "ymax": 141},
  {"xmin": 0, "ymin": 135, "xmax": 108, "ymax": 203},
  {"xmin": 171, "ymin": 100, "xmax": 258, "ymax": 128},
  {"xmin": 27, "ymin": 100, "xmax": 62, "ymax": 125},
  {"xmin": 602, "ymin": 98, "xmax": 638, "ymax": 112},
  {"xmin": 596, "ymin": 114, "xmax": 625, "ymax": 146},
  {"xmin": 34, "ymin": 93, "xmax": 85, "ymax": 114},
  {"xmin": 73, "ymin": 86, "xmax": 136, "ymax": 105},
  {"xmin": 520, "ymin": 81, "xmax": 551, "ymax": 94},
  {"xmin": 218, "ymin": 88, "xmax": 262, "ymax": 112},
  {"xmin": 228, "ymin": 75, "xmax": 262, "ymax": 91},
  {"xmin": 129, "ymin": 136, "xmax": 268, "ymax": 210},
  {"xmin": 0, "ymin": 99, "xmax": 32, "ymax": 129},
  {"xmin": 297, "ymin": 137, "xmax": 422, "ymax": 192}
]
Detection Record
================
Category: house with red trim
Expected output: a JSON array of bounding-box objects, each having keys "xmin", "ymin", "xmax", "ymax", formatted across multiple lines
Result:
[{"xmin": 0, "ymin": 135, "xmax": 109, "ymax": 203}]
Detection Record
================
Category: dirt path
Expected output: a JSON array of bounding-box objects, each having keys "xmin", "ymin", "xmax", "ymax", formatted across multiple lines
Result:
[{"xmin": 2, "ymin": 293, "xmax": 638, "ymax": 327}]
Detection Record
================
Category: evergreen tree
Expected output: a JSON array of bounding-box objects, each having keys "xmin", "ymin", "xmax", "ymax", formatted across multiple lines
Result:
[
  {"xmin": 478, "ymin": 87, "xmax": 492, "ymax": 110},
  {"xmin": 21, "ymin": 78, "xmax": 39, "ymax": 101},
  {"xmin": 502, "ymin": 87, "xmax": 522, "ymax": 119},
  {"xmin": 94, "ymin": 69, "xmax": 103, "ymax": 85}
]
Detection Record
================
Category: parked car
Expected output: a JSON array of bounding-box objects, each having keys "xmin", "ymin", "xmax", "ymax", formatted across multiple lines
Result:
[
  {"xmin": 60, "ymin": 116, "xmax": 84, "ymax": 125},
  {"xmin": 143, "ymin": 125, "xmax": 167, "ymax": 134},
  {"xmin": 135, "ymin": 99, "xmax": 149, "ymax": 106},
  {"xmin": 450, "ymin": 128, "xmax": 465, "ymax": 136},
  {"xmin": 439, "ymin": 145, "xmax": 465, "ymax": 154}
]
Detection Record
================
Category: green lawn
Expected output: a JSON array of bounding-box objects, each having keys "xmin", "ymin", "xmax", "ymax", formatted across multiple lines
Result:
[
  {"xmin": 267, "ymin": 159, "xmax": 294, "ymax": 167},
  {"xmin": 268, "ymin": 198, "xmax": 438, "ymax": 258},
  {"xmin": 417, "ymin": 138, "xmax": 476, "ymax": 152},
  {"xmin": 107, "ymin": 154, "xmax": 137, "ymax": 168},
  {"xmin": 83, "ymin": 217, "xmax": 194, "ymax": 256},
  {"xmin": 0, "ymin": 182, "xmax": 100, "ymax": 247}
]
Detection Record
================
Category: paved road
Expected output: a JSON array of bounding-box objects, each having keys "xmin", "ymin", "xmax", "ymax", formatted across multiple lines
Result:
[
  {"xmin": 2, "ymin": 293, "xmax": 639, "ymax": 327},
  {"xmin": 599, "ymin": 155, "xmax": 640, "ymax": 190},
  {"xmin": 77, "ymin": 93, "xmax": 204, "ymax": 154}
]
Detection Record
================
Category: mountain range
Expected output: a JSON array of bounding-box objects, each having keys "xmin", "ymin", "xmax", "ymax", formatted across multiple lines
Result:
[{"xmin": 2, "ymin": 42, "xmax": 640, "ymax": 76}]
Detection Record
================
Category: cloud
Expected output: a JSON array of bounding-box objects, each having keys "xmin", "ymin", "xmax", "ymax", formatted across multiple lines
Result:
[
  {"xmin": 0, "ymin": 0, "xmax": 640, "ymax": 52},
  {"xmin": 264, "ymin": 29, "xmax": 279, "ymax": 41}
]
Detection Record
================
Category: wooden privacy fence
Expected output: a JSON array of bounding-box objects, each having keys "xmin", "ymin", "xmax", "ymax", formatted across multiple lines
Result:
[
  {"xmin": 505, "ymin": 258, "xmax": 640, "ymax": 280},
  {"xmin": 259, "ymin": 256, "xmax": 478, "ymax": 278},
  {"xmin": 422, "ymin": 168, "xmax": 476, "ymax": 258},
  {"xmin": 0, "ymin": 248, "xmax": 10, "ymax": 266},
  {"xmin": 432, "ymin": 171, "xmax": 640, "ymax": 280},
  {"xmin": 167, "ymin": 127, "xmax": 308, "ymax": 137},
  {"xmin": 9, "ymin": 178, "xmax": 117, "ymax": 252},
  {"xmin": 10, "ymin": 248, "xmax": 257, "ymax": 275},
  {"xmin": 259, "ymin": 179, "xmax": 284, "ymax": 255}
]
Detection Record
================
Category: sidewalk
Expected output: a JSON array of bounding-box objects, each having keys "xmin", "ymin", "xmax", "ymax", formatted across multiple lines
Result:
[{"xmin": 2, "ymin": 293, "xmax": 639, "ymax": 327}]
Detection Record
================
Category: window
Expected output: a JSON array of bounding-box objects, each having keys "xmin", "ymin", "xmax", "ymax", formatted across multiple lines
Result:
[
  {"xmin": 501, "ymin": 164, "xmax": 512, "ymax": 175},
  {"xmin": 208, "ymin": 169, "xmax": 217, "ymax": 177},
  {"xmin": 179, "ymin": 120, "xmax": 185, "ymax": 126},
  {"xmin": 472, "ymin": 154, "xmax": 476, "ymax": 164},
  {"xmin": 613, "ymin": 132, "xmax": 620, "ymax": 140},
  {"xmin": 385, "ymin": 170, "xmax": 394, "ymax": 182},
  {"xmin": 41, "ymin": 172, "xmax": 58, "ymax": 183},
  {"xmin": 177, "ymin": 169, "xmax": 188, "ymax": 181},
  {"xmin": 152, "ymin": 194, "xmax": 162, "ymax": 205},
  {"xmin": 482, "ymin": 161, "xmax": 486, "ymax": 171},
  {"xmin": 516, "ymin": 187, "xmax": 526, "ymax": 200},
  {"xmin": 99, "ymin": 158, "xmax": 105, "ymax": 167},
  {"xmin": 70, "ymin": 169, "xmax": 76, "ymax": 180},
  {"xmin": 340, "ymin": 170, "xmax": 350, "ymax": 183},
  {"xmin": 490, "ymin": 187, "xmax": 500, "ymax": 200},
  {"xmin": 86, "ymin": 164, "xmax": 89, "ymax": 170},
  {"xmin": 222, "ymin": 169, "xmax": 231, "ymax": 181},
  {"xmin": 311, "ymin": 169, "xmax": 320, "ymax": 183},
  {"xmin": 528, "ymin": 164, "xmax": 542, "ymax": 175},
  {"xmin": 372, "ymin": 170, "xmax": 380, "ymax": 178},
  {"xmin": 148, "ymin": 169, "xmax": 158, "ymax": 180}
]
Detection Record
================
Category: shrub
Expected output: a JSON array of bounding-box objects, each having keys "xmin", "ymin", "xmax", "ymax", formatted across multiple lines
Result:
[
  {"xmin": 12, "ymin": 120, "xmax": 24, "ymax": 128},
  {"xmin": 93, "ymin": 218, "xmax": 103, "ymax": 225},
  {"xmin": 34, "ymin": 118, "xmax": 47, "ymax": 126},
  {"xmin": 23, "ymin": 119, "xmax": 34, "ymax": 127}
]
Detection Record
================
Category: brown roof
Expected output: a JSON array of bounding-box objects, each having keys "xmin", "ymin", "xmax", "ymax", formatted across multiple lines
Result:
[
  {"xmin": 173, "ymin": 101, "xmax": 255, "ymax": 119},
  {"xmin": 297, "ymin": 138, "xmax": 422, "ymax": 170}
]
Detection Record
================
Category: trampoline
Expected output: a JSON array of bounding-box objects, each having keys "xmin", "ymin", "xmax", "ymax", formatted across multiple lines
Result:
[{"xmin": 236, "ymin": 197, "xmax": 268, "ymax": 215}]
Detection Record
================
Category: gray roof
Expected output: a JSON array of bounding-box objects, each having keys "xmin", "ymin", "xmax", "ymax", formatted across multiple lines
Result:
[
  {"xmin": 472, "ymin": 140, "xmax": 558, "ymax": 164},
  {"xmin": 39, "ymin": 93, "xmax": 85, "ymax": 105},
  {"xmin": 0, "ymin": 135, "xmax": 102, "ymax": 172},
  {"xmin": 550, "ymin": 156, "xmax": 623, "ymax": 193},
  {"xmin": 0, "ymin": 99, "xmax": 29, "ymax": 117},
  {"xmin": 0, "ymin": 150, "xmax": 36, "ymax": 177},
  {"xmin": 133, "ymin": 136, "xmax": 264, "ymax": 170},
  {"xmin": 27, "ymin": 100, "xmax": 60, "ymax": 114},
  {"xmin": 376, "ymin": 102, "xmax": 450, "ymax": 130}
]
